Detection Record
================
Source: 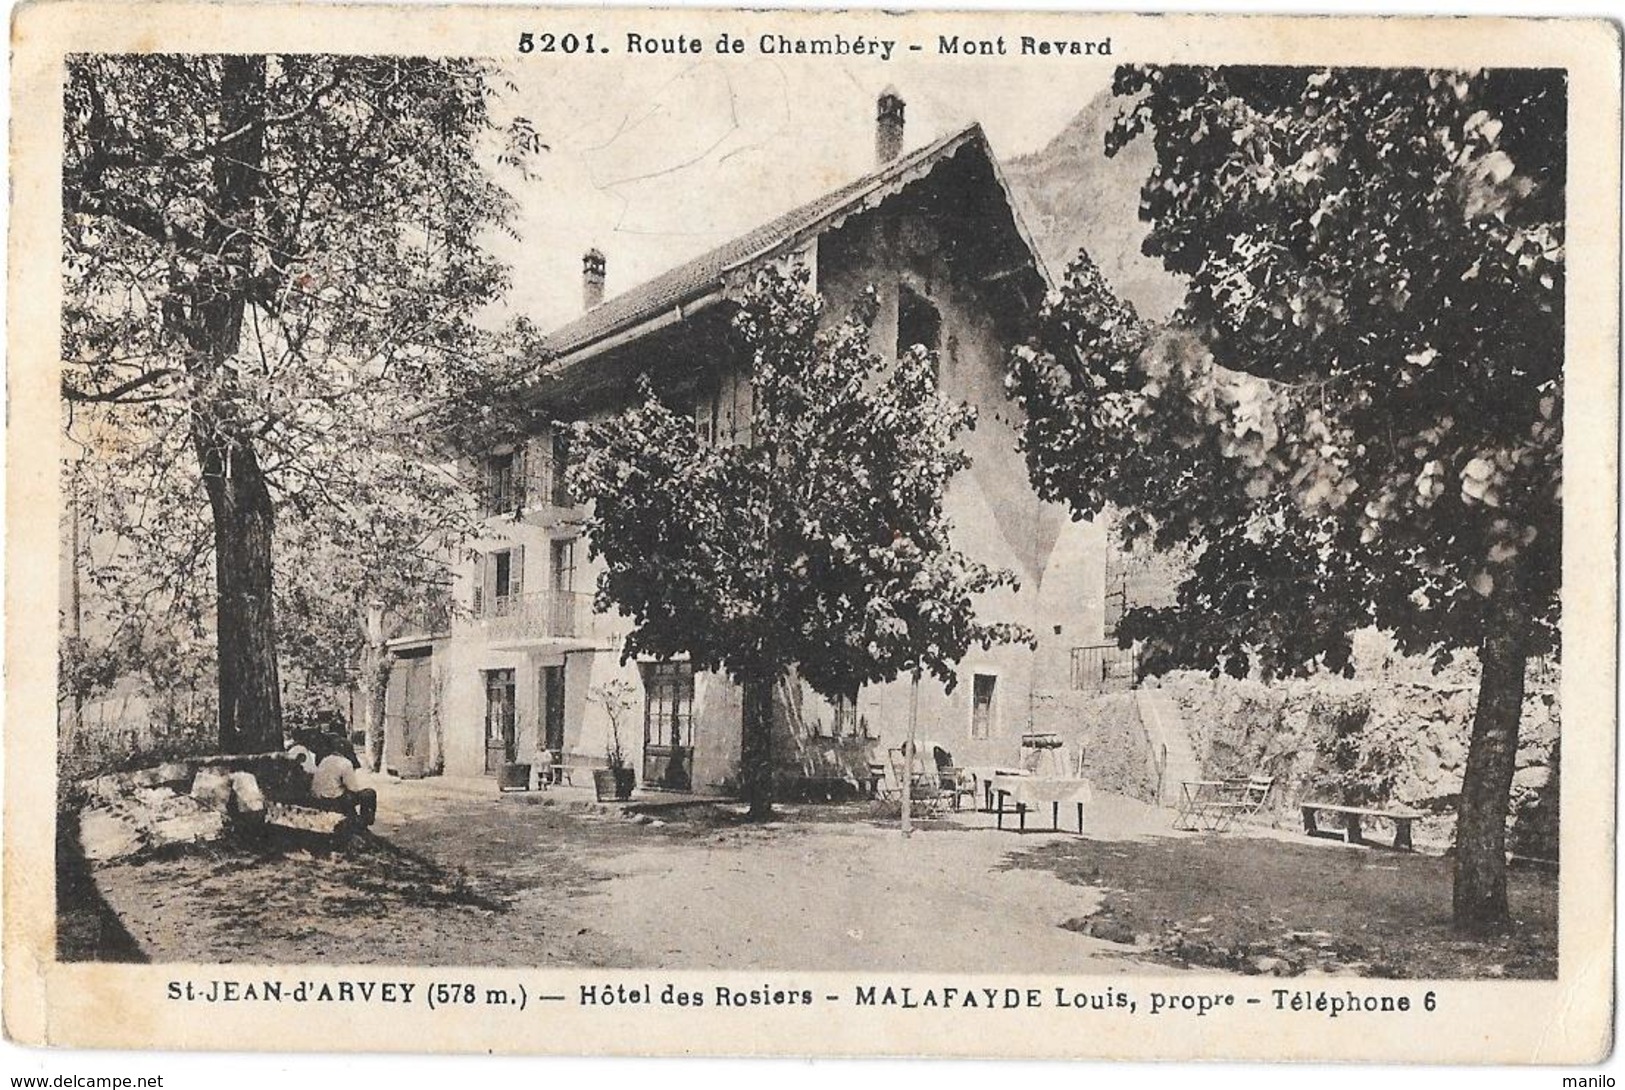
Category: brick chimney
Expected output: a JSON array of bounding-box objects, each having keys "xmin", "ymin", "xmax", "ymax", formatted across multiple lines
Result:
[
  {"xmin": 876, "ymin": 89, "xmax": 905, "ymax": 166},
  {"xmin": 582, "ymin": 248, "xmax": 606, "ymax": 311}
]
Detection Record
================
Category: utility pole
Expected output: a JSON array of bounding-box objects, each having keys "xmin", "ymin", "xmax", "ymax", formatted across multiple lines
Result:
[{"xmin": 901, "ymin": 666, "xmax": 919, "ymax": 838}]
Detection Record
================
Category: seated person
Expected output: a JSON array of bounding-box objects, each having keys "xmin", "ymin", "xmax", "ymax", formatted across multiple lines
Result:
[
  {"xmin": 312, "ymin": 748, "xmax": 376, "ymax": 827},
  {"xmin": 286, "ymin": 737, "xmax": 375, "ymax": 827},
  {"xmin": 285, "ymin": 741, "xmax": 318, "ymax": 793}
]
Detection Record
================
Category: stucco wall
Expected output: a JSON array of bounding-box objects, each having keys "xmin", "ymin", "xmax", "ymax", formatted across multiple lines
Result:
[
  {"xmin": 404, "ymin": 200, "xmax": 1106, "ymax": 794},
  {"xmin": 808, "ymin": 208, "xmax": 1105, "ymax": 772}
]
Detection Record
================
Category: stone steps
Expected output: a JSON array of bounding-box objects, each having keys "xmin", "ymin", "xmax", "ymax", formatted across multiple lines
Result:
[{"xmin": 1135, "ymin": 689, "xmax": 1200, "ymax": 806}]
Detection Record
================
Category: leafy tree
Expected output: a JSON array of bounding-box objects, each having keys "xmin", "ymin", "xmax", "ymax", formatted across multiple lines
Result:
[
  {"xmin": 62, "ymin": 55, "xmax": 539, "ymax": 752},
  {"xmin": 571, "ymin": 268, "xmax": 1028, "ymax": 818},
  {"xmin": 1009, "ymin": 66, "xmax": 1563, "ymax": 931}
]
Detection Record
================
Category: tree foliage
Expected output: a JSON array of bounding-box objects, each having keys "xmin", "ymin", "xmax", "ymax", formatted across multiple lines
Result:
[
  {"xmin": 571, "ymin": 267, "xmax": 1028, "ymax": 815},
  {"xmin": 1009, "ymin": 65, "xmax": 1564, "ymax": 929},
  {"xmin": 62, "ymin": 55, "xmax": 535, "ymax": 750}
]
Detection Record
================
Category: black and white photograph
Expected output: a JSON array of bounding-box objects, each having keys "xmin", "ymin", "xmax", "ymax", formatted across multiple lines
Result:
[{"xmin": 6, "ymin": 1, "xmax": 1617, "ymax": 1065}]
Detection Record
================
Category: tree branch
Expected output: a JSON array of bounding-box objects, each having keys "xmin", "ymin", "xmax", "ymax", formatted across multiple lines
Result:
[{"xmin": 61, "ymin": 367, "xmax": 178, "ymax": 404}]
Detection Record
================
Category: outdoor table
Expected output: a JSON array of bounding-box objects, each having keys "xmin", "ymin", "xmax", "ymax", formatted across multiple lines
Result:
[
  {"xmin": 1173, "ymin": 779, "xmax": 1244, "ymax": 832},
  {"xmin": 991, "ymin": 773, "xmax": 1091, "ymax": 833}
]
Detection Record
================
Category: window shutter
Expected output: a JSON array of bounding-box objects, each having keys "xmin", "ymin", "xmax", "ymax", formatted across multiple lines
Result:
[
  {"xmin": 512, "ymin": 444, "xmax": 528, "ymax": 513},
  {"xmin": 481, "ymin": 551, "xmax": 498, "ymax": 615},
  {"xmin": 510, "ymin": 544, "xmax": 525, "ymax": 597},
  {"xmin": 524, "ymin": 437, "xmax": 548, "ymax": 510},
  {"xmin": 551, "ymin": 430, "xmax": 572, "ymax": 505}
]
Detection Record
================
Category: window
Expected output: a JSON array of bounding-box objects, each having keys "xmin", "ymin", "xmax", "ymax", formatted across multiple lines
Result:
[
  {"xmin": 476, "ymin": 546, "xmax": 523, "ymax": 616},
  {"xmin": 897, "ymin": 284, "xmax": 942, "ymax": 376},
  {"xmin": 971, "ymin": 673, "xmax": 996, "ymax": 740},
  {"xmin": 642, "ymin": 661, "xmax": 695, "ymax": 750},
  {"xmin": 551, "ymin": 538, "xmax": 577, "ymax": 593},
  {"xmin": 550, "ymin": 430, "xmax": 573, "ymax": 507},
  {"xmin": 486, "ymin": 450, "xmax": 517, "ymax": 514},
  {"xmin": 694, "ymin": 383, "xmax": 720, "ymax": 446},
  {"xmin": 831, "ymin": 689, "xmax": 860, "ymax": 738}
]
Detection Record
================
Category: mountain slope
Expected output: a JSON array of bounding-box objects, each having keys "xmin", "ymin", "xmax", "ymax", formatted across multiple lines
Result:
[{"xmin": 1004, "ymin": 88, "xmax": 1185, "ymax": 322}]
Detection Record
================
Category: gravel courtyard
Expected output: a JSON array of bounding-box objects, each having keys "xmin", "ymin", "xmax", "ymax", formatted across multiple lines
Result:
[{"xmin": 76, "ymin": 776, "xmax": 1556, "ymax": 977}]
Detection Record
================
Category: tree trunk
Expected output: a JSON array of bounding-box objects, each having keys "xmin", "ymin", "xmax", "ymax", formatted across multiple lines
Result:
[
  {"xmin": 198, "ymin": 432, "xmax": 283, "ymax": 754},
  {"xmin": 1452, "ymin": 598, "xmax": 1528, "ymax": 933},
  {"xmin": 741, "ymin": 670, "xmax": 777, "ymax": 821},
  {"xmin": 188, "ymin": 55, "xmax": 281, "ymax": 755},
  {"xmin": 364, "ymin": 651, "xmax": 391, "ymax": 773}
]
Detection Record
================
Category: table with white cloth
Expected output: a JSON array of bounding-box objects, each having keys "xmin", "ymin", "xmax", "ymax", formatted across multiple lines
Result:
[{"xmin": 990, "ymin": 773, "xmax": 1092, "ymax": 834}]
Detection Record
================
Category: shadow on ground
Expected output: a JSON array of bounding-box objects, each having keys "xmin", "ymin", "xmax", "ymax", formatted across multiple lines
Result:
[
  {"xmin": 57, "ymin": 811, "xmax": 146, "ymax": 962},
  {"xmin": 79, "ymin": 806, "xmax": 645, "ymax": 966},
  {"xmin": 67, "ymin": 785, "xmax": 1558, "ymax": 977},
  {"xmin": 1000, "ymin": 833, "xmax": 1557, "ymax": 979}
]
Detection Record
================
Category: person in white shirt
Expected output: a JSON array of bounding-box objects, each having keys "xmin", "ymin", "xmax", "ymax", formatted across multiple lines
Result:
[
  {"xmin": 313, "ymin": 751, "xmax": 375, "ymax": 825},
  {"xmin": 288, "ymin": 736, "xmax": 376, "ymax": 827}
]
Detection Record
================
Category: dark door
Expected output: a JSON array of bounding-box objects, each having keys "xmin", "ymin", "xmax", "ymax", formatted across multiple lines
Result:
[
  {"xmin": 641, "ymin": 661, "xmax": 694, "ymax": 791},
  {"xmin": 484, "ymin": 668, "xmax": 516, "ymax": 773},
  {"xmin": 541, "ymin": 665, "xmax": 566, "ymax": 754}
]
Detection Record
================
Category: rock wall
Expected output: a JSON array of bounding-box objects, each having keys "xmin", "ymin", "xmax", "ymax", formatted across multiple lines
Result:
[
  {"xmin": 1158, "ymin": 671, "xmax": 1560, "ymax": 858},
  {"xmin": 73, "ymin": 753, "xmax": 306, "ymax": 864},
  {"xmin": 1029, "ymin": 689, "xmax": 1156, "ymax": 803}
]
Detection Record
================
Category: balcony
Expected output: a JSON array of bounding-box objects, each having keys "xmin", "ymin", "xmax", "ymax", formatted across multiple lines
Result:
[
  {"xmin": 1070, "ymin": 643, "xmax": 1140, "ymax": 694},
  {"xmin": 482, "ymin": 590, "xmax": 615, "ymax": 645}
]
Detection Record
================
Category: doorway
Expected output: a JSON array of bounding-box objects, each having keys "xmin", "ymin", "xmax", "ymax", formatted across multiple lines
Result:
[
  {"xmin": 483, "ymin": 668, "xmax": 516, "ymax": 774},
  {"xmin": 541, "ymin": 665, "xmax": 566, "ymax": 756},
  {"xmin": 383, "ymin": 648, "xmax": 434, "ymax": 775},
  {"xmin": 641, "ymin": 661, "xmax": 694, "ymax": 791},
  {"xmin": 399, "ymin": 652, "xmax": 433, "ymax": 763}
]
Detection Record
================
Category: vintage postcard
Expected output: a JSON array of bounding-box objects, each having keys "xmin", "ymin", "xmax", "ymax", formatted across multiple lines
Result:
[{"xmin": 5, "ymin": 1, "xmax": 1619, "ymax": 1063}]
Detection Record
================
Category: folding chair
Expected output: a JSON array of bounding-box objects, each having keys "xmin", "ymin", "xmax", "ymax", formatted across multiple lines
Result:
[
  {"xmin": 1222, "ymin": 774, "xmax": 1276, "ymax": 821},
  {"xmin": 888, "ymin": 745, "xmax": 945, "ymax": 814}
]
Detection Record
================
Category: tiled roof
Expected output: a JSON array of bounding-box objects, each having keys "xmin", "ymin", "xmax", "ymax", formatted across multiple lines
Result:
[{"xmin": 542, "ymin": 123, "xmax": 996, "ymax": 363}]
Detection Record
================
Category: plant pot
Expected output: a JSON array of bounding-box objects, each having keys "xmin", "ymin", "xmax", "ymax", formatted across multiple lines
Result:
[
  {"xmin": 593, "ymin": 767, "xmax": 636, "ymax": 802},
  {"xmin": 498, "ymin": 762, "xmax": 532, "ymax": 792}
]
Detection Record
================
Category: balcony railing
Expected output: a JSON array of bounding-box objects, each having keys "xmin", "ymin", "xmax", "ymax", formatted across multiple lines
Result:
[
  {"xmin": 1070, "ymin": 643, "xmax": 1140, "ymax": 694},
  {"xmin": 483, "ymin": 590, "xmax": 608, "ymax": 642}
]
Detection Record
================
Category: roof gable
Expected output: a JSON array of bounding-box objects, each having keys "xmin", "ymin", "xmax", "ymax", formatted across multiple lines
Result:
[{"xmin": 539, "ymin": 123, "xmax": 1051, "ymax": 369}]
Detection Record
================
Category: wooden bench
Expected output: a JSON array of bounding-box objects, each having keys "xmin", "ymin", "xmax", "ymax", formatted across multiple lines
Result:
[
  {"xmin": 554, "ymin": 752, "xmax": 602, "ymax": 787},
  {"xmin": 1300, "ymin": 800, "xmax": 1423, "ymax": 852}
]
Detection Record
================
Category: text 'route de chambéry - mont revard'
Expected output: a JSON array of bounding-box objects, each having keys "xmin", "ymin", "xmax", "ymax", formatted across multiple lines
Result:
[{"xmin": 615, "ymin": 31, "xmax": 1114, "ymax": 61}]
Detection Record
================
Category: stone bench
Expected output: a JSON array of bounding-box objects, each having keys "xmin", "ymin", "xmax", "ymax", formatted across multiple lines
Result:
[{"xmin": 1300, "ymin": 800, "xmax": 1424, "ymax": 852}]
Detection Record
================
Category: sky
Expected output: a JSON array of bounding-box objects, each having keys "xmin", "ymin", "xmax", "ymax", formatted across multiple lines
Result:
[{"xmin": 482, "ymin": 55, "xmax": 1115, "ymax": 332}]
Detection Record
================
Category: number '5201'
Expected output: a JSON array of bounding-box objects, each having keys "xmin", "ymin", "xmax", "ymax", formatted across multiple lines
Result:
[{"xmin": 519, "ymin": 32, "xmax": 601, "ymax": 54}]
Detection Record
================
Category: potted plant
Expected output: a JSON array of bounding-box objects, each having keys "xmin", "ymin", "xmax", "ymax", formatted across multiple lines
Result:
[
  {"xmin": 498, "ymin": 760, "xmax": 532, "ymax": 792},
  {"xmin": 590, "ymin": 679, "xmax": 637, "ymax": 802}
]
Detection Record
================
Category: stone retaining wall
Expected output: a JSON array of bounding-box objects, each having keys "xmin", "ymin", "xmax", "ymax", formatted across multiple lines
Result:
[{"xmin": 1158, "ymin": 672, "xmax": 1559, "ymax": 858}]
